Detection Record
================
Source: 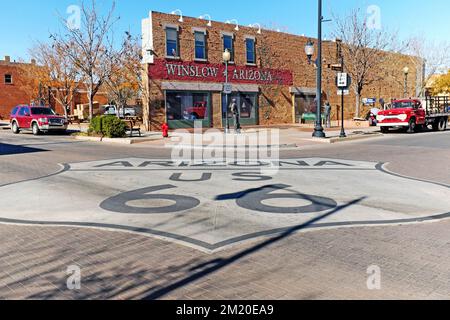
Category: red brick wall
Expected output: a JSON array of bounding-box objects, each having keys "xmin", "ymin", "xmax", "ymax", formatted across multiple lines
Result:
[
  {"xmin": 0, "ymin": 63, "xmax": 34, "ymax": 119},
  {"xmin": 144, "ymin": 11, "xmax": 419, "ymax": 128}
]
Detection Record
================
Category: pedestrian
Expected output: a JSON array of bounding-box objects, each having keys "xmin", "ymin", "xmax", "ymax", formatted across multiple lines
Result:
[
  {"xmin": 230, "ymin": 98, "xmax": 241, "ymax": 133},
  {"xmin": 324, "ymin": 101, "xmax": 332, "ymax": 128}
]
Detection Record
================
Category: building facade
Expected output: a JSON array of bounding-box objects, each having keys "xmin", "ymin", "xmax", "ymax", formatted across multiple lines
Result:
[
  {"xmin": 0, "ymin": 56, "xmax": 108, "ymax": 119},
  {"xmin": 140, "ymin": 11, "xmax": 418, "ymax": 129}
]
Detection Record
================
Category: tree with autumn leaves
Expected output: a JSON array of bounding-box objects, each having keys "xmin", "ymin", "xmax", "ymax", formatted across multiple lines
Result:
[
  {"xmin": 27, "ymin": 41, "xmax": 81, "ymax": 117},
  {"xmin": 431, "ymin": 71, "xmax": 450, "ymax": 95}
]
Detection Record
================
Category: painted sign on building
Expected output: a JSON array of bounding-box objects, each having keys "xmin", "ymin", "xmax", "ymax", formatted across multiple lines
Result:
[{"xmin": 148, "ymin": 59, "xmax": 294, "ymax": 86}]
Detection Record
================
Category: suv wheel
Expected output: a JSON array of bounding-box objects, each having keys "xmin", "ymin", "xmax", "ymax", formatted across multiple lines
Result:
[
  {"xmin": 11, "ymin": 121, "xmax": 20, "ymax": 134},
  {"xmin": 32, "ymin": 123, "xmax": 41, "ymax": 136}
]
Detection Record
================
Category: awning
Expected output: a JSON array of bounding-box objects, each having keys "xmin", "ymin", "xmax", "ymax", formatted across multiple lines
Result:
[
  {"xmin": 162, "ymin": 81, "xmax": 259, "ymax": 93},
  {"xmin": 290, "ymin": 87, "xmax": 316, "ymax": 95}
]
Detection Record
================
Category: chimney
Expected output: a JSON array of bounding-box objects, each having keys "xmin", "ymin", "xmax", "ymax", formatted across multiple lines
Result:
[{"xmin": 4, "ymin": 55, "xmax": 11, "ymax": 62}]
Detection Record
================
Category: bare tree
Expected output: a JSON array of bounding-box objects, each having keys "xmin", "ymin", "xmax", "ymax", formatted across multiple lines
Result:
[
  {"xmin": 332, "ymin": 9, "xmax": 399, "ymax": 118},
  {"xmin": 29, "ymin": 41, "xmax": 81, "ymax": 117},
  {"xmin": 50, "ymin": 0, "xmax": 119, "ymax": 120},
  {"xmin": 105, "ymin": 32, "xmax": 141, "ymax": 116},
  {"xmin": 405, "ymin": 36, "xmax": 450, "ymax": 96}
]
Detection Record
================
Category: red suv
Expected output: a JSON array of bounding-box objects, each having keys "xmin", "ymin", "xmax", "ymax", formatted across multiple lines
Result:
[{"xmin": 10, "ymin": 105, "xmax": 68, "ymax": 135}]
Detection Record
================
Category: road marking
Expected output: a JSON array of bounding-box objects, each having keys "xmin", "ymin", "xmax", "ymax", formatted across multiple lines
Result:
[{"xmin": 0, "ymin": 158, "xmax": 449, "ymax": 252}]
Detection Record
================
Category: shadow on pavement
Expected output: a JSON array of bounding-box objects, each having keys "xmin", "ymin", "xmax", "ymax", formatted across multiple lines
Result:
[
  {"xmin": 141, "ymin": 196, "xmax": 366, "ymax": 300},
  {"xmin": 0, "ymin": 143, "xmax": 47, "ymax": 156}
]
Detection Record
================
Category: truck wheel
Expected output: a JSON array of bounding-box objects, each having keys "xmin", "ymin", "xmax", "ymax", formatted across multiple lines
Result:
[
  {"xmin": 11, "ymin": 121, "xmax": 20, "ymax": 134},
  {"xmin": 437, "ymin": 118, "xmax": 447, "ymax": 131},
  {"xmin": 32, "ymin": 123, "xmax": 41, "ymax": 136},
  {"xmin": 407, "ymin": 119, "xmax": 416, "ymax": 134},
  {"xmin": 380, "ymin": 127, "xmax": 390, "ymax": 134}
]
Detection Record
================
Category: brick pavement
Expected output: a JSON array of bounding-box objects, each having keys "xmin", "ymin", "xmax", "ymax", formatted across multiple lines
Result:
[{"xmin": 0, "ymin": 219, "xmax": 448, "ymax": 300}]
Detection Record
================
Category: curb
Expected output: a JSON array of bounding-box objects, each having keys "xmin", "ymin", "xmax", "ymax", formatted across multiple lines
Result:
[
  {"xmin": 73, "ymin": 135, "xmax": 163, "ymax": 145},
  {"xmin": 305, "ymin": 133, "xmax": 384, "ymax": 144}
]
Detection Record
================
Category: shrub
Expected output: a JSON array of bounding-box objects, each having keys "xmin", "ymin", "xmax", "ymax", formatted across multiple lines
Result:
[
  {"xmin": 101, "ymin": 116, "xmax": 126, "ymax": 138},
  {"xmin": 88, "ymin": 116, "xmax": 126, "ymax": 138},
  {"xmin": 88, "ymin": 116, "xmax": 103, "ymax": 135}
]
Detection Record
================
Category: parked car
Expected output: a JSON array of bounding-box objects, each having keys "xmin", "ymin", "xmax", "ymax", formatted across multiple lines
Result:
[
  {"xmin": 183, "ymin": 101, "xmax": 208, "ymax": 120},
  {"xmin": 10, "ymin": 105, "xmax": 68, "ymax": 135},
  {"xmin": 103, "ymin": 105, "xmax": 138, "ymax": 118}
]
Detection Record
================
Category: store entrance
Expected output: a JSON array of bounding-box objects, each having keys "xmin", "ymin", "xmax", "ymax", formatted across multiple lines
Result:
[
  {"xmin": 222, "ymin": 93, "xmax": 259, "ymax": 127},
  {"xmin": 295, "ymin": 93, "xmax": 317, "ymax": 124}
]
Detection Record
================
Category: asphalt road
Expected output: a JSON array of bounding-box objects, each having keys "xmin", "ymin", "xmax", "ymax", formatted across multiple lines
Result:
[{"xmin": 0, "ymin": 129, "xmax": 449, "ymax": 299}]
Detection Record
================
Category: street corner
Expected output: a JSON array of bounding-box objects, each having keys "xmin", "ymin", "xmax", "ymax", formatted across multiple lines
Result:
[{"xmin": 0, "ymin": 157, "xmax": 449, "ymax": 252}]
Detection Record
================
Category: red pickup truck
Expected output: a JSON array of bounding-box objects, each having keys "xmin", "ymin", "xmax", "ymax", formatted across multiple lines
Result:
[
  {"xmin": 183, "ymin": 101, "xmax": 207, "ymax": 120},
  {"xmin": 10, "ymin": 105, "xmax": 68, "ymax": 135},
  {"xmin": 377, "ymin": 97, "xmax": 449, "ymax": 133}
]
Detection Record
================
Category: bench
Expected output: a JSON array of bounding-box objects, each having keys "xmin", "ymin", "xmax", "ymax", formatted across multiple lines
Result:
[
  {"xmin": 300, "ymin": 113, "xmax": 325, "ymax": 124},
  {"xmin": 124, "ymin": 120, "xmax": 141, "ymax": 137}
]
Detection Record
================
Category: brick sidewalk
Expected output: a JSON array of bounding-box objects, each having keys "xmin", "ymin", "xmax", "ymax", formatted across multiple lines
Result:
[{"xmin": 0, "ymin": 220, "xmax": 448, "ymax": 300}]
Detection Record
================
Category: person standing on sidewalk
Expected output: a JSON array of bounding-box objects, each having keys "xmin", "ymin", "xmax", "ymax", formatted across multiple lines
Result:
[
  {"xmin": 324, "ymin": 101, "xmax": 332, "ymax": 128},
  {"xmin": 231, "ymin": 99, "xmax": 241, "ymax": 133}
]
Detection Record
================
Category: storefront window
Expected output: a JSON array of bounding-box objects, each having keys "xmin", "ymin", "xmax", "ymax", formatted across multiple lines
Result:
[
  {"xmin": 166, "ymin": 91, "xmax": 211, "ymax": 127},
  {"xmin": 223, "ymin": 93, "xmax": 258, "ymax": 125}
]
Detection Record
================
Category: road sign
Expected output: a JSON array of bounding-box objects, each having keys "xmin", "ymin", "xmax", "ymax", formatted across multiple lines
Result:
[
  {"xmin": 337, "ymin": 90, "xmax": 350, "ymax": 96},
  {"xmin": 223, "ymin": 83, "xmax": 232, "ymax": 94},
  {"xmin": 363, "ymin": 98, "xmax": 377, "ymax": 105},
  {"xmin": 336, "ymin": 73, "xmax": 349, "ymax": 88},
  {"xmin": 331, "ymin": 64, "xmax": 343, "ymax": 72}
]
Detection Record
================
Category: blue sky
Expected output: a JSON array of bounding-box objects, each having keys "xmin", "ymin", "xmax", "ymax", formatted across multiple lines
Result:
[{"xmin": 1, "ymin": 0, "xmax": 449, "ymax": 61}]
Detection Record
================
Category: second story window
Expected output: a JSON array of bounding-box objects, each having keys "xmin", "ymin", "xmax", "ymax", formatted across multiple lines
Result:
[
  {"xmin": 223, "ymin": 35, "xmax": 234, "ymax": 62},
  {"xmin": 246, "ymin": 38, "xmax": 256, "ymax": 65},
  {"xmin": 166, "ymin": 27, "xmax": 179, "ymax": 58},
  {"xmin": 4, "ymin": 74, "xmax": 12, "ymax": 84},
  {"xmin": 194, "ymin": 31, "xmax": 206, "ymax": 60}
]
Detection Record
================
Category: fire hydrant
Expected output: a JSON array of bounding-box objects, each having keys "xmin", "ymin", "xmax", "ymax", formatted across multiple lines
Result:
[{"xmin": 162, "ymin": 123, "xmax": 169, "ymax": 138}]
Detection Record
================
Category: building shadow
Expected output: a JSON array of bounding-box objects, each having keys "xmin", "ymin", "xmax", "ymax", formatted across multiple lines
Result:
[{"xmin": 0, "ymin": 143, "xmax": 47, "ymax": 156}]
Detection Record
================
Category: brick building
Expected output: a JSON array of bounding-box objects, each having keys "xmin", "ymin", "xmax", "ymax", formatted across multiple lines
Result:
[
  {"xmin": 140, "ymin": 11, "xmax": 420, "ymax": 130},
  {"xmin": 0, "ymin": 56, "xmax": 108, "ymax": 120}
]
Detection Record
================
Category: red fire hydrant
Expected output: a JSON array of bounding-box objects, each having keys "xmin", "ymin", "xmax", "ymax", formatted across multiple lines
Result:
[{"xmin": 162, "ymin": 123, "xmax": 169, "ymax": 138}]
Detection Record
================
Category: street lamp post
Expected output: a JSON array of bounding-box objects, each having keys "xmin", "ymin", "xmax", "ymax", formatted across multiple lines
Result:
[
  {"xmin": 403, "ymin": 66, "xmax": 409, "ymax": 97},
  {"xmin": 313, "ymin": 0, "xmax": 326, "ymax": 138},
  {"xmin": 223, "ymin": 49, "xmax": 231, "ymax": 134}
]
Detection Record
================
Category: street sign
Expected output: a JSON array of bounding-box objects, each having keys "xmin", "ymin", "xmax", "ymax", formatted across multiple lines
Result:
[
  {"xmin": 331, "ymin": 64, "xmax": 343, "ymax": 72},
  {"xmin": 337, "ymin": 90, "xmax": 350, "ymax": 96},
  {"xmin": 363, "ymin": 98, "xmax": 377, "ymax": 105},
  {"xmin": 223, "ymin": 83, "xmax": 232, "ymax": 94},
  {"xmin": 336, "ymin": 73, "xmax": 349, "ymax": 88}
]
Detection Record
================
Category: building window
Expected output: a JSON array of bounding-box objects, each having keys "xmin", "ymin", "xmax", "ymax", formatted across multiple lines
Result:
[
  {"xmin": 194, "ymin": 31, "xmax": 207, "ymax": 60},
  {"xmin": 223, "ymin": 35, "xmax": 234, "ymax": 62},
  {"xmin": 4, "ymin": 74, "xmax": 12, "ymax": 84},
  {"xmin": 245, "ymin": 38, "xmax": 256, "ymax": 65},
  {"xmin": 166, "ymin": 27, "xmax": 179, "ymax": 58}
]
